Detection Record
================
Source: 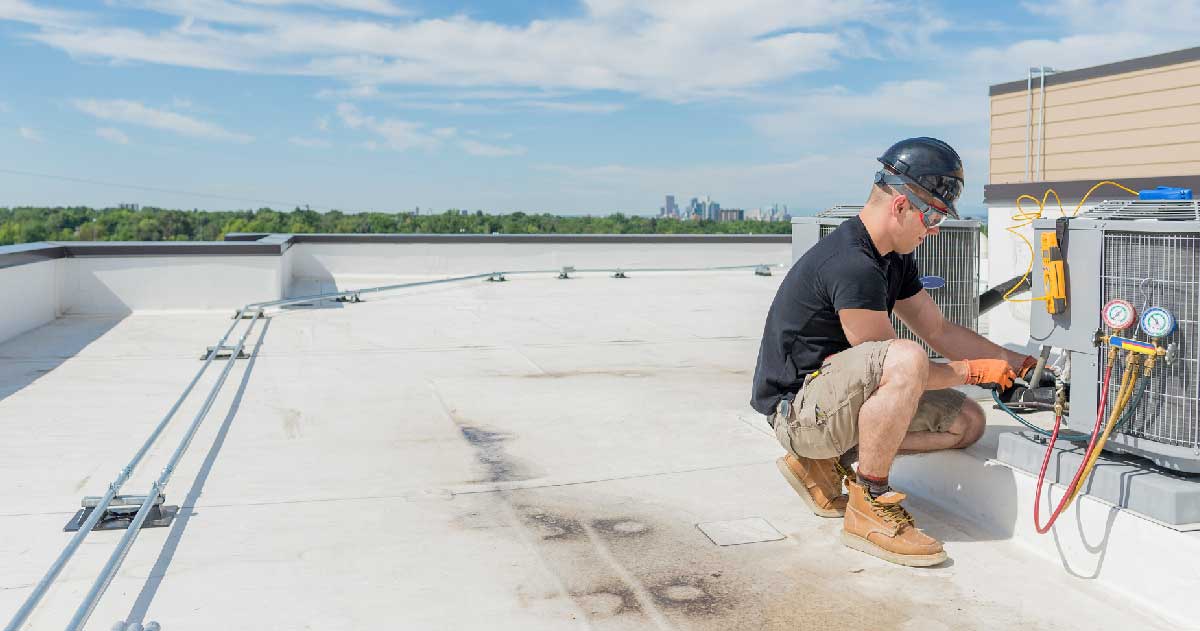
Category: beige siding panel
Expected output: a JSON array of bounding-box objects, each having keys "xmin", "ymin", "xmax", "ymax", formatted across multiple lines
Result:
[
  {"xmin": 990, "ymin": 61, "xmax": 1200, "ymax": 116},
  {"xmin": 992, "ymin": 83, "xmax": 1200, "ymax": 129},
  {"xmin": 1043, "ymin": 162, "xmax": 1200, "ymax": 182},
  {"xmin": 993, "ymin": 143, "xmax": 1200, "ymax": 173},
  {"xmin": 991, "ymin": 162, "xmax": 1200, "ymax": 184},
  {"xmin": 991, "ymin": 123, "xmax": 1200, "ymax": 159},
  {"xmin": 1046, "ymin": 143, "xmax": 1200, "ymax": 170},
  {"xmin": 993, "ymin": 146, "xmax": 1200, "ymax": 177},
  {"xmin": 991, "ymin": 104, "xmax": 1200, "ymax": 144}
]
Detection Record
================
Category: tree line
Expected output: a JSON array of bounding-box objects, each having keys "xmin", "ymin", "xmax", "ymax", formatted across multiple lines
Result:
[{"xmin": 0, "ymin": 206, "xmax": 790, "ymax": 245}]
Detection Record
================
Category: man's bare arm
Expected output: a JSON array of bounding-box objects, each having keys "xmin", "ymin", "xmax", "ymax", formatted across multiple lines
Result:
[
  {"xmin": 839, "ymin": 308, "xmax": 970, "ymax": 390},
  {"xmin": 893, "ymin": 291, "xmax": 1026, "ymax": 368}
]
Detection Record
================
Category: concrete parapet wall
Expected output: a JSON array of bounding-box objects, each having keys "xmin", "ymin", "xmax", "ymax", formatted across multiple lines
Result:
[
  {"xmin": 0, "ymin": 258, "xmax": 61, "ymax": 344},
  {"xmin": 287, "ymin": 241, "xmax": 791, "ymax": 286},
  {"xmin": 0, "ymin": 235, "xmax": 792, "ymax": 341},
  {"xmin": 58, "ymin": 256, "xmax": 284, "ymax": 315}
]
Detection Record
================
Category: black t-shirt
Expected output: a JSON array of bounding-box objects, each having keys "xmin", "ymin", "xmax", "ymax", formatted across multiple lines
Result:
[{"xmin": 750, "ymin": 216, "xmax": 923, "ymax": 415}]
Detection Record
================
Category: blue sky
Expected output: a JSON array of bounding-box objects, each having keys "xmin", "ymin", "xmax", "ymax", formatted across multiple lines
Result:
[{"xmin": 1, "ymin": 0, "xmax": 1198, "ymax": 216}]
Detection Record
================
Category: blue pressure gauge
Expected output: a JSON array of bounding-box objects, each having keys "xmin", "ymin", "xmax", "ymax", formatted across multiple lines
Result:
[{"xmin": 1140, "ymin": 307, "xmax": 1177, "ymax": 338}]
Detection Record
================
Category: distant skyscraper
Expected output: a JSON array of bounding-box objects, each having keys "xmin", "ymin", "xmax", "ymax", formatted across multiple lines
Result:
[
  {"xmin": 704, "ymin": 196, "xmax": 721, "ymax": 222},
  {"xmin": 718, "ymin": 208, "xmax": 744, "ymax": 222},
  {"xmin": 665, "ymin": 195, "xmax": 678, "ymax": 218}
]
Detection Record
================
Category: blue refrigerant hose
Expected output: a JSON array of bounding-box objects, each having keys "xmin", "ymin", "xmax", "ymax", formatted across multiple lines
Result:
[{"xmin": 991, "ymin": 367, "xmax": 1150, "ymax": 440}]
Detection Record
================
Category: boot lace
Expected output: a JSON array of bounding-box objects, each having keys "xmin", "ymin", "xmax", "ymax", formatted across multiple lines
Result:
[
  {"xmin": 833, "ymin": 461, "xmax": 851, "ymax": 481},
  {"xmin": 869, "ymin": 497, "xmax": 915, "ymax": 527}
]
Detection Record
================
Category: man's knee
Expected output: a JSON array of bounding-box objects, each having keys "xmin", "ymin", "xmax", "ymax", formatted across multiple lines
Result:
[
  {"xmin": 953, "ymin": 399, "xmax": 986, "ymax": 448},
  {"xmin": 880, "ymin": 339, "xmax": 928, "ymax": 390}
]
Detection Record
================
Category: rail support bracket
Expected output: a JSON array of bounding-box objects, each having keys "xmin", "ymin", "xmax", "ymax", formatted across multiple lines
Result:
[
  {"xmin": 200, "ymin": 345, "xmax": 249, "ymax": 360},
  {"xmin": 612, "ymin": 270, "xmax": 628, "ymax": 279},
  {"xmin": 754, "ymin": 265, "xmax": 773, "ymax": 277},
  {"xmin": 65, "ymin": 494, "xmax": 177, "ymax": 532},
  {"xmin": 558, "ymin": 266, "xmax": 575, "ymax": 280},
  {"xmin": 335, "ymin": 293, "xmax": 362, "ymax": 303},
  {"xmin": 231, "ymin": 309, "xmax": 264, "ymax": 320},
  {"xmin": 486, "ymin": 272, "xmax": 507, "ymax": 282}
]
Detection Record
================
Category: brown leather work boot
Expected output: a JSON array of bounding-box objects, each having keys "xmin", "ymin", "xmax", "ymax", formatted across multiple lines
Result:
[
  {"xmin": 841, "ymin": 480, "xmax": 947, "ymax": 567},
  {"xmin": 776, "ymin": 454, "xmax": 848, "ymax": 518}
]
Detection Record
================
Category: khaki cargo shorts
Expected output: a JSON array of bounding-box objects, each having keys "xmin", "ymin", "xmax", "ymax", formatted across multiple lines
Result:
[{"xmin": 771, "ymin": 340, "xmax": 966, "ymax": 460}]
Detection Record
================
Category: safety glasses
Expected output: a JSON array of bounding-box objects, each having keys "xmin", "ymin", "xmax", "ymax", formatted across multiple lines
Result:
[
  {"xmin": 898, "ymin": 188, "xmax": 950, "ymax": 228},
  {"xmin": 874, "ymin": 170, "xmax": 957, "ymax": 228}
]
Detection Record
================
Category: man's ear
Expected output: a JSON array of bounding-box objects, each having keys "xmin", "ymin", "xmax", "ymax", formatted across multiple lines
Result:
[{"xmin": 891, "ymin": 194, "xmax": 907, "ymax": 216}]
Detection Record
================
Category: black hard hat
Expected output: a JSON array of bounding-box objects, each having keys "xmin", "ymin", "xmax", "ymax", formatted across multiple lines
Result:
[{"xmin": 876, "ymin": 137, "xmax": 964, "ymax": 219}]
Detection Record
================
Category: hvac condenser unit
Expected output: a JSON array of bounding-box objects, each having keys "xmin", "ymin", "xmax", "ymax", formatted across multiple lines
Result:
[
  {"xmin": 791, "ymin": 206, "xmax": 982, "ymax": 357},
  {"xmin": 1032, "ymin": 200, "xmax": 1200, "ymax": 472}
]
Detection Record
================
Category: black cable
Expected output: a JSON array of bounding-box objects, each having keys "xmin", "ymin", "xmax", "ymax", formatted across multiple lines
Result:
[{"xmin": 979, "ymin": 273, "xmax": 1033, "ymax": 314}]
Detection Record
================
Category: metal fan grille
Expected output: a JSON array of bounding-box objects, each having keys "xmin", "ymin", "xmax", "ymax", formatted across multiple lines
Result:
[
  {"xmin": 1084, "ymin": 200, "xmax": 1200, "ymax": 221},
  {"xmin": 1100, "ymin": 231, "xmax": 1200, "ymax": 448}
]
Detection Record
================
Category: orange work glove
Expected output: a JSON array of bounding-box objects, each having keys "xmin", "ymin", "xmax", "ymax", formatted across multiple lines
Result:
[{"xmin": 964, "ymin": 359, "xmax": 1017, "ymax": 390}]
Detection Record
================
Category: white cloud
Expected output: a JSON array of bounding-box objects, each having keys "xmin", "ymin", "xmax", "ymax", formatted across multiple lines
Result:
[
  {"xmin": 520, "ymin": 100, "xmax": 625, "ymax": 114},
  {"xmin": 336, "ymin": 103, "xmax": 524, "ymax": 156},
  {"xmin": 0, "ymin": 0, "xmax": 81, "ymax": 28},
  {"xmin": 750, "ymin": 80, "xmax": 983, "ymax": 142},
  {"xmin": 311, "ymin": 84, "xmax": 625, "ymax": 115},
  {"xmin": 11, "ymin": 0, "xmax": 880, "ymax": 101},
  {"xmin": 964, "ymin": 1, "xmax": 1200, "ymax": 84},
  {"xmin": 316, "ymin": 116, "xmax": 329, "ymax": 132},
  {"xmin": 73, "ymin": 99, "xmax": 253, "ymax": 143},
  {"xmin": 18, "ymin": 126, "xmax": 41, "ymax": 142},
  {"xmin": 315, "ymin": 84, "xmax": 380, "ymax": 100},
  {"xmin": 96, "ymin": 127, "xmax": 130, "ymax": 144},
  {"xmin": 289, "ymin": 136, "xmax": 331, "ymax": 147},
  {"xmin": 336, "ymin": 102, "xmax": 436, "ymax": 150},
  {"xmin": 239, "ymin": 0, "xmax": 409, "ymax": 17},
  {"xmin": 459, "ymin": 139, "xmax": 525, "ymax": 157}
]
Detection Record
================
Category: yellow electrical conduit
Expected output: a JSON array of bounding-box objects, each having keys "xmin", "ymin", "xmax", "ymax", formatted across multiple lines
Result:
[{"xmin": 1001, "ymin": 180, "xmax": 1140, "ymax": 305}]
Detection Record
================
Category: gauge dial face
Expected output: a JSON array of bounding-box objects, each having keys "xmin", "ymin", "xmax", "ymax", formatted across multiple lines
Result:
[
  {"xmin": 1140, "ymin": 307, "xmax": 1176, "ymax": 338},
  {"xmin": 1102, "ymin": 299, "xmax": 1136, "ymax": 330}
]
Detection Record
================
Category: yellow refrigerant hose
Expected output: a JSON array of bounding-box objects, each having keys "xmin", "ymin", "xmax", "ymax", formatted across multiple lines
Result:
[
  {"xmin": 1034, "ymin": 347, "xmax": 1144, "ymax": 532},
  {"xmin": 1063, "ymin": 351, "xmax": 1147, "ymax": 505}
]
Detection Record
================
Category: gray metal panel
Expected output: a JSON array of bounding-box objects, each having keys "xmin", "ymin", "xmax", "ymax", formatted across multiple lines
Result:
[
  {"xmin": 0, "ymin": 242, "xmax": 66, "ymax": 270},
  {"xmin": 816, "ymin": 205, "xmax": 862, "ymax": 218},
  {"xmin": 790, "ymin": 218, "xmax": 823, "ymax": 263},
  {"xmin": 1082, "ymin": 199, "xmax": 1200, "ymax": 220},
  {"xmin": 291, "ymin": 233, "xmax": 791, "ymax": 244},
  {"xmin": 55, "ymin": 242, "xmax": 286, "ymax": 257},
  {"xmin": 1030, "ymin": 220, "xmax": 1103, "ymax": 351},
  {"xmin": 986, "ymin": 179, "xmax": 1200, "ymax": 205}
]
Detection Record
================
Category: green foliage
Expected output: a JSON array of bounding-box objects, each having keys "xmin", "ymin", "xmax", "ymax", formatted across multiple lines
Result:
[{"xmin": 0, "ymin": 206, "xmax": 790, "ymax": 245}]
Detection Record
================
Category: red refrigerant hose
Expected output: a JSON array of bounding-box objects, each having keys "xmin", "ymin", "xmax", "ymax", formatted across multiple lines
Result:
[{"xmin": 1032, "ymin": 358, "xmax": 1114, "ymax": 534}]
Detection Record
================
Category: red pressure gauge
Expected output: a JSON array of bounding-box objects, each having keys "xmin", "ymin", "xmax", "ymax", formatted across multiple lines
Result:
[{"xmin": 1102, "ymin": 299, "xmax": 1137, "ymax": 331}]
